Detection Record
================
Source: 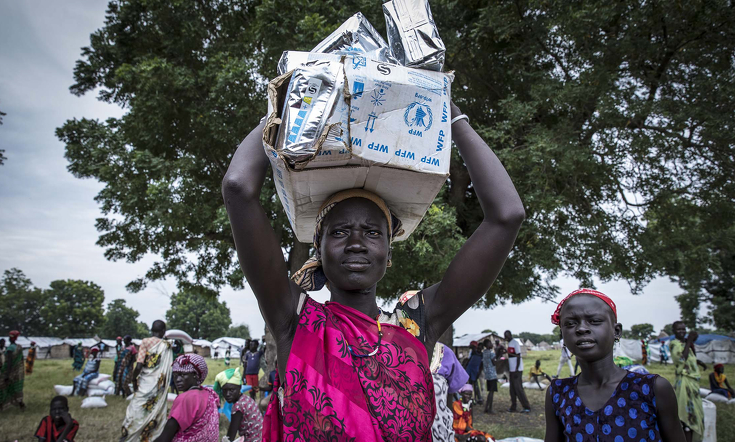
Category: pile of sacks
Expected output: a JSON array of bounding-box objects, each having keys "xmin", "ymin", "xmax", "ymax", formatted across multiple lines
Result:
[
  {"xmin": 53, "ymin": 373, "xmax": 115, "ymax": 397},
  {"xmin": 264, "ymin": 0, "xmax": 453, "ymax": 242},
  {"xmin": 699, "ymin": 387, "xmax": 735, "ymax": 404}
]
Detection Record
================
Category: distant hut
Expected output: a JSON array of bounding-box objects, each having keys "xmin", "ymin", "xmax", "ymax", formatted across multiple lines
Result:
[
  {"xmin": 453, "ymin": 332, "xmax": 505, "ymax": 361},
  {"xmin": 192, "ymin": 339, "xmax": 212, "ymax": 357},
  {"xmin": 537, "ymin": 341, "xmax": 552, "ymax": 351}
]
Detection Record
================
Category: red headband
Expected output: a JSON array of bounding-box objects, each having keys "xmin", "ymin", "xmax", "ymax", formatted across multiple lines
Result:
[
  {"xmin": 551, "ymin": 288, "xmax": 617, "ymax": 325},
  {"xmin": 9, "ymin": 330, "xmax": 20, "ymax": 338}
]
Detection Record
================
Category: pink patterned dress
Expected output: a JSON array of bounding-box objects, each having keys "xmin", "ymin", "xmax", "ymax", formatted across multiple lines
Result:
[
  {"xmin": 264, "ymin": 292, "xmax": 436, "ymax": 441},
  {"xmin": 170, "ymin": 387, "xmax": 220, "ymax": 442},
  {"xmin": 232, "ymin": 394, "xmax": 264, "ymax": 441}
]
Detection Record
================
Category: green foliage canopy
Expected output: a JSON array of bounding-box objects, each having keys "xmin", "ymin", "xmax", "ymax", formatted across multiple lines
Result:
[
  {"xmin": 165, "ymin": 287, "xmax": 232, "ymax": 340},
  {"xmin": 623, "ymin": 323, "xmax": 655, "ymax": 340},
  {"xmin": 58, "ymin": 0, "xmax": 735, "ymax": 313},
  {"xmin": 227, "ymin": 323, "xmax": 251, "ymax": 340},
  {"xmin": 0, "ymin": 268, "xmax": 50, "ymax": 335},
  {"xmin": 99, "ymin": 298, "xmax": 144, "ymax": 338},
  {"xmin": 41, "ymin": 279, "xmax": 105, "ymax": 338}
]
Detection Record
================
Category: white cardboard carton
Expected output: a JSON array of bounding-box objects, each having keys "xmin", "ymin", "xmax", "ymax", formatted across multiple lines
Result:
[{"xmin": 264, "ymin": 54, "xmax": 452, "ymax": 243}]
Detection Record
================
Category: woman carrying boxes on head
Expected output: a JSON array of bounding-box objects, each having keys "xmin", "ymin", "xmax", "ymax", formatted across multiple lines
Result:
[{"xmin": 223, "ymin": 93, "xmax": 524, "ymax": 440}]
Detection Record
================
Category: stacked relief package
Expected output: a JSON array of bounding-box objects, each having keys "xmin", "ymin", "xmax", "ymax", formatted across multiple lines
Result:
[{"xmin": 263, "ymin": 2, "xmax": 451, "ymax": 242}]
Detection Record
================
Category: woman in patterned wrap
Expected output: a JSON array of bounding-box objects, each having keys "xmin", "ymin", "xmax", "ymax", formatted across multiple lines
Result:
[
  {"xmin": 223, "ymin": 99, "xmax": 524, "ymax": 441},
  {"xmin": 154, "ymin": 354, "xmax": 219, "ymax": 442},
  {"xmin": 222, "ymin": 95, "xmax": 525, "ymax": 442},
  {"xmin": 0, "ymin": 330, "xmax": 25, "ymax": 411}
]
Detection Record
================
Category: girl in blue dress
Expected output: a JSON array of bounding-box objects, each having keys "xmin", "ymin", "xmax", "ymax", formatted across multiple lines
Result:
[{"xmin": 544, "ymin": 289, "xmax": 686, "ymax": 442}]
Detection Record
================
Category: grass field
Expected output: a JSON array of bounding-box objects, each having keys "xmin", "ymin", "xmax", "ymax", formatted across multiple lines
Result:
[{"xmin": 0, "ymin": 351, "xmax": 732, "ymax": 441}]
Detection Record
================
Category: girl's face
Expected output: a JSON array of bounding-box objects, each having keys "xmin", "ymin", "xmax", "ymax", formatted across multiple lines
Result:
[
  {"xmin": 673, "ymin": 323, "xmax": 687, "ymax": 340},
  {"xmin": 559, "ymin": 294, "xmax": 622, "ymax": 363},
  {"xmin": 320, "ymin": 199, "xmax": 391, "ymax": 291},
  {"xmin": 174, "ymin": 371, "xmax": 199, "ymax": 392},
  {"xmin": 222, "ymin": 383, "xmax": 241, "ymax": 403}
]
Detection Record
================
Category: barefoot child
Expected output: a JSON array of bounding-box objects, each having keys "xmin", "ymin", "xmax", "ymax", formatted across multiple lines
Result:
[
  {"xmin": 34, "ymin": 396, "xmax": 79, "ymax": 442},
  {"xmin": 544, "ymin": 289, "xmax": 686, "ymax": 442}
]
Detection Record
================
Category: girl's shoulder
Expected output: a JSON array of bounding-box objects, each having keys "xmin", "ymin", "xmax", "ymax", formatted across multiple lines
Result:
[{"xmin": 549, "ymin": 375, "xmax": 578, "ymax": 394}]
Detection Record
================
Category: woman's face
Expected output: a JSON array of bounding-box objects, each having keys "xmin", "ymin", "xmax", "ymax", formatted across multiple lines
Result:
[
  {"xmin": 560, "ymin": 295, "xmax": 622, "ymax": 363},
  {"xmin": 320, "ymin": 199, "xmax": 391, "ymax": 291},
  {"xmin": 673, "ymin": 323, "xmax": 687, "ymax": 340},
  {"xmin": 461, "ymin": 391, "xmax": 473, "ymax": 404},
  {"xmin": 222, "ymin": 383, "xmax": 241, "ymax": 403},
  {"xmin": 174, "ymin": 371, "xmax": 199, "ymax": 392}
]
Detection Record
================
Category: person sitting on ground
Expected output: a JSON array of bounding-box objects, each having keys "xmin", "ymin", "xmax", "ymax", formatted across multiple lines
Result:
[
  {"xmin": 453, "ymin": 384, "xmax": 494, "ymax": 442},
  {"xmin": 481, "ymin": 338, "xmax": 497, "ymax": 414},
  {"xmin": 72, "ymin": 348, "xmax": 100, "ymax": 396},
  {"xmin": 709, "ymin": 363, "xmax": 735, "ymax": 399},
  {"xmin": 34, "ymin": 395, "xmax": 79, "ymax": 442},
  {"xmin": 544, "ymin": 289, "xmax": 686, "ymax": 442},
  {"xmin": 242, "ymin": 339, "xmax": 263, "ymax": 399},
  {"xmin": 154, "ymin": 354, "xmax": 219, "ymax": 442},
  {"xmin": 26, "ymin": 341, "xmax": 37, "ymax": 374},
  {"xmin": 529, "ymin": 359, "xmax": 552, "ymax": 388},
  {"xmin": 224, "ymin": 100, "xmax": 524, "ymax": 440},
  {"xmin": 214, "ymin": 367, "xmax": 263, "ymax": 442},
  {"xmin": 71, "ymin": 343, "xmax": 84, "ymax": 371}
]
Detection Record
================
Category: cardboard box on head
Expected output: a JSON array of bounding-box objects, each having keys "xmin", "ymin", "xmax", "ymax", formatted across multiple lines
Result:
[{"xmin": 263, "ymin": 53, "xmax": 453, "ymax": 243}]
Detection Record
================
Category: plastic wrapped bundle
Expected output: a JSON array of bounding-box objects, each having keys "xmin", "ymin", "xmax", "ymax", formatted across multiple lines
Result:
[
  {"xmin": 275, "ymin": 59, "xmax": 345, "ymax": 166},
  {"xmin": 310, "ymin": 12, "xmax": 397, "ymax": 63},
  {"xmin": 383, "ymin": 0, "xmax": 445, "ymax": 71}
]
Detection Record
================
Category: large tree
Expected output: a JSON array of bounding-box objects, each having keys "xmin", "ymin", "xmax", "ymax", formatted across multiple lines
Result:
[
  {"xmin": 41, "ymin": 279, "xmax": 105, "ymax": 337},
  {"xmin": 165, "ymin": 287, "xmax": 231, "ymax": 339},
  {"xmin": 0, "ymin": 268, "xmax": 50, "ymax": 335},
  {"xmin": 58, "ymin": 1, "xmax": 735, "ymax": 309},
  {"xmin": 99, "ymin": 298, "xmax": 143, "ymax": 338}
]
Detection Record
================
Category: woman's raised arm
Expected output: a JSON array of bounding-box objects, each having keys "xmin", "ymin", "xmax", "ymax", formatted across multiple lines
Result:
[
  {"xmin": 423, "ymin": 102, "xmax": 525, "ymax": 341},
  {"xmin": 222, "ymin": 121, "xmax": 302, "ymax": 338}
]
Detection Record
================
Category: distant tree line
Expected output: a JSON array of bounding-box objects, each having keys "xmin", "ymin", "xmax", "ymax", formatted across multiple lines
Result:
[{"xmin": 0, "ymin": 268, "xmax": 248, "ymax": 340}]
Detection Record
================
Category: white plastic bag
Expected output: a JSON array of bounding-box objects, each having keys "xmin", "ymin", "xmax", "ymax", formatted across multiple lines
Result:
[
  {"xmin": 705, "ymin": 393, "xmax": 729, "ymax": 403},
  {"xmin": 702, "ymin": 399, "xmax": 717, "ymax": 442},
  {"xmin": 168, "ymin": 393, "xmax": 178, "ymax": 402},
  {"xmin": 81, "ymin": 396, "xmax": 107, "ymax": 408},
  {"xmin": 54, "ymin": 385, "xmax": 73, "ymax": 396},
  {"xmin": 165, "ymin": 329, "xmax": 193, "ymax": 344},
  {"xmin": 97, "ymin": 380, "xmax": 115, "ymax": 390},
  {"xmin": 89, "ymin": 373, "xmax": 111, "ymax": 386},
  {"xmin": 700, "ymin": 388, "xmax": 711, "ymax": 398}
]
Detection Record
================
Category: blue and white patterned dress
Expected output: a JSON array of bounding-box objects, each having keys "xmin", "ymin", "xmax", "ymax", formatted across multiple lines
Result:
[{"xmin": 549, "ymin": 371, "xmax": 662, "ymax": 442}]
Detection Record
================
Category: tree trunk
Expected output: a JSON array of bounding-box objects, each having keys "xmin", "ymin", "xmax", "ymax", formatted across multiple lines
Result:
[{"xmin": 265, "ymin": 240, "xmax": 312, "ymax": 374}]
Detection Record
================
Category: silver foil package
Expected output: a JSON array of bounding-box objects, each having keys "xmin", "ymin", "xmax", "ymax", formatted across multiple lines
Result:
[
  {"xmin": 383, "ymin": 0, "xmax": 445, "ymax": 71},
  {"xmin": 276, "ymin": 59, "xmax": 345, "ymax": 166},
  {"xmin": 311, "ymin": 12, "xmax": 398, "ymax": 65}
]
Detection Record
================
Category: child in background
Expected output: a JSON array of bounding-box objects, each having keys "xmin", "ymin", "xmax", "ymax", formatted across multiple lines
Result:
[
  {"xmin": 529, "ymin": 359, "xmax": 552, "ymax": 388},
  {"xmin": 709, "ymin": 364, "xmax": 735, "ymax": 398},
  {"xmin": 214, "ymin": 367, "xmax": 263, "ymax": 442},
  {"xmin": 34, "ymin": 396, "xmax": 79, "ymax": 442},
  {"xmin": 544, "ymin": 289, "xmax": 686, "ymax": 442}
]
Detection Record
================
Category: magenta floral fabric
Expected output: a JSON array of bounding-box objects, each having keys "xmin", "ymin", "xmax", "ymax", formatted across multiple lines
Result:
[{"xmin": 263, "ymin": 296, "xmax": 436, "ymax": 441}]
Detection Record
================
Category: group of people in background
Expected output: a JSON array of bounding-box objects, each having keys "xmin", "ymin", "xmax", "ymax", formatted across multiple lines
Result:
[{"xmin": 2, "ymin": 291, "xmax": 734, "ymax": 442}]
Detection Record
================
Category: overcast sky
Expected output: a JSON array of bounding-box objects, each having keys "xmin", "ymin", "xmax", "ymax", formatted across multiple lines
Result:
[{"xmin": 0, "ymin": 1, "xmax": 690, "ymax": 340}]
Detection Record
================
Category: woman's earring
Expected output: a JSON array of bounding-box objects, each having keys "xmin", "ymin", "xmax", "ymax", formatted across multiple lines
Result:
[{"xmin": 387, "ymin": 259, "xmax": 392, "ymax": 268}]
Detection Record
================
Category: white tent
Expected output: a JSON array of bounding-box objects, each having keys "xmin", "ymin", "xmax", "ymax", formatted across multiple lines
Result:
[
  {"xmin": 618, "ymin": 338, "xmax": 735, "ymax": 365},
  {"xmin": 11, "ymin": 336, "xmax": 66, "ymax": 358},
  {"xmin": 211, "ymin": 337, "xmax": 246, "ymax": 359}
]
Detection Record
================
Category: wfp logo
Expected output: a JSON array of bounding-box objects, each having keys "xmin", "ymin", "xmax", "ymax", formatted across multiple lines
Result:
[{"xmin": 403, "ymin": 102, "xmax": 433, "ymax": 131}]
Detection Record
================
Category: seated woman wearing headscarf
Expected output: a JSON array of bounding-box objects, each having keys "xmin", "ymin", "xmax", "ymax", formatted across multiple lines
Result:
[
  {"xmin": 72, "ymin": 348, "xmax": 100, "ymax": 396},
  {"xmin": 709, "ymin": 364, "xmax": 735, "ymax": 399},
  {"xmin": 223, "ymin": 100, "xmax": 524, "ymax": 440},
  {"xmin": 154, "ymin": 354, "xmax": 219, "ymax": 442},
  {"xmin": 452, "ymin": 385, "xmax": 494, "ymax": 441},
  {"xmin": 214, "ymin": 368, "xmax": 263, "ymax": 442}
]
